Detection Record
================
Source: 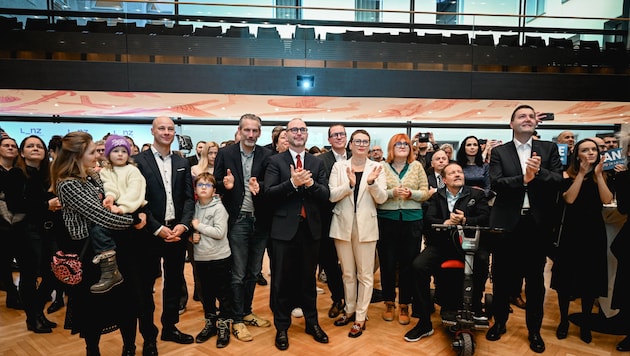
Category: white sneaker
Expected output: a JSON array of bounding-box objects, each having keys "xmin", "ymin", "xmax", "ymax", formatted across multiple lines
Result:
[
  {"xmin": 291, "ymin": 308, "xmax": 303, "ymax": 318},
  {"xmin": 316, "ymin": 287, "xmax": 324, "ymax": 294}
]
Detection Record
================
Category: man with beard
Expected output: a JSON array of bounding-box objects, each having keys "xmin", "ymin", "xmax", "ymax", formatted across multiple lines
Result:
[{"xmin": 214, "ymin": 114, "xmax": 273, "ymax": 342}]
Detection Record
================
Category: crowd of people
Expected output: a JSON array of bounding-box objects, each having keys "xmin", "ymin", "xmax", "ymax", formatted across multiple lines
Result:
[{"xmin": 1, "ymin": 106, "xmax": 629, "ymax": 355}]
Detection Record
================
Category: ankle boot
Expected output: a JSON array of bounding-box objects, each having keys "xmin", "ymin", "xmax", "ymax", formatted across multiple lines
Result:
[
  {"xmin": 26, "ymin": 317, "xmax": 52, "ymax": 333},
  {"xmin": 382, "ymin": 301, "xmax": 395, "ymax": 321},
  {"xmin": 39, "ymin": 314, "xmax": 58, "ymax": 328},
  {"xmin": 47, "ymin": 295, "xmax": 65, "ymax": 314},
  {"xmin": 90, "ymin": 251, "xmax": 124, "ymax": 294}
]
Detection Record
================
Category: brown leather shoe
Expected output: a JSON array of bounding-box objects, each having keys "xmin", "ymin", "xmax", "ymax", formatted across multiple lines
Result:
[{"xmin": 510, "ymin": 295, "xmax": 526, "ymax": 309}]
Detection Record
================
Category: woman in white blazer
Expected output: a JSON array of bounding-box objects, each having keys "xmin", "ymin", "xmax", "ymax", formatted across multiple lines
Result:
[{"xmin": 329, "ymin": 129, "xmax": 387, "ymax": 338}]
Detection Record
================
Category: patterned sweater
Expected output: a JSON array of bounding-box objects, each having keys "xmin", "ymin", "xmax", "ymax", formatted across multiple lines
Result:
[
  {"xmin": 377, "ymin": 160, "xmax": 430, "ymax": 212},
  {"xmin": 57, "ymin": 173, "xmax": 134, "ymax": 240}
]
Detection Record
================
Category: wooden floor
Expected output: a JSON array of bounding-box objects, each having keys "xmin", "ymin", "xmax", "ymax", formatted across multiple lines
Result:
[{"xmin": 0, "ymin": 255, "xmax": 627, "ymax": 356}]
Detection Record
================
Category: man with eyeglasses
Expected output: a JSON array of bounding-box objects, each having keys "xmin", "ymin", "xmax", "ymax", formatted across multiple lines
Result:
[
  {"xmin": 370, "ymin": 145, "xmax": 384, "ymax": 162},
  {"xmin": 264, "ymin": 118, "xmax": 330, "ymax": 350},
  {"xmin": 316, "ymin": 124, "xmax": 350, "ymax": 320},
  {"xmin": 213, "ymin": 113, "xmax": 274, "ymax": 343}
]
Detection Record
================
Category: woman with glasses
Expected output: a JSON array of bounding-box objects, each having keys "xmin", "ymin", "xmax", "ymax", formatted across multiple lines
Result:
[
  {"xmin": 329, "ymin": 129, "xmax": 387, "ymax": 338},
  {"xmin": 376, "ymin": 134, "xmax": 429, "ymax": 325},
  {"xmin": 192, "ymin": 141, "xmax": 219, "ymax": 177}
]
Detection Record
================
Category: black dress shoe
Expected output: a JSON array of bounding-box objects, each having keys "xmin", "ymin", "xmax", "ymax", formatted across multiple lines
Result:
[
  {"xmin": 122, "ymin": 344, "xmax": 136, "ymax": 356},
  {"xmin": 256, "ymin": 273, "xmax": 268, "ymax": 286},
  {"xmin": 39, "ymin": 314, "xmax": 58, "ymax": 328},
  {"xmin": 306, "ymin": 324, "xmax": 329, "ymax": 344},
  {"xmin": 142, "ymin": 342, "xmax": 158, "ymax": 356},
  {"xmin": 485, "ymin": 323, "xmax": 506, "ymax": 341},
  {"xmin": 617, "ymin": 336, "xmax": 630, "ymax": 351},
  {"xmin": 334, "ymin": 313, "xmax": 356, "ymax": 326},
  {"xmin": 328, "ymin": 301, "xmax": 345, "ymax": 319},
  {"xmin": 47, "ymin": 299, "xmax": 65, "ymax": 314},
  {"xmin": 26, "ymin": 318, "xmax": 52, "ymax": 333},
  {"xmin": 556, "ymin": 321, "xmax": 569, "ymax": 340},
  {"xmin": 161, "ymin": 327, "xmax": 194, "ymax": 344},
  {"xmin": 529, "ymin": 333, "xmax": 546, "ymax": 353},
  {"xmin": 275, "ymin": 330, "xmax": 289, "ymax": 351},
  {"xmin": 509, "ymin": 295, "xmax": 527, "ymax": 309}
]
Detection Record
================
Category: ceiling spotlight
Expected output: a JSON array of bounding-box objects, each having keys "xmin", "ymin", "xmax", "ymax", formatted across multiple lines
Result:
[{"xmin": 297, "ymin": 75, "xmax": 314, "ymax": 89}]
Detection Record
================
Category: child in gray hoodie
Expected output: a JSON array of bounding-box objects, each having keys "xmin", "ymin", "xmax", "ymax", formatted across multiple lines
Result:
[{"xmin": 191, "ymin": 172, "xmax": 232, "ymax": 348}]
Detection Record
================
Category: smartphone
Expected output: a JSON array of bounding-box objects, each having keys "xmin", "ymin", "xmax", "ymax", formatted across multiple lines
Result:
[{"xmin": 540, "ymin": 113, "xmax": 555, "ymax": 121}]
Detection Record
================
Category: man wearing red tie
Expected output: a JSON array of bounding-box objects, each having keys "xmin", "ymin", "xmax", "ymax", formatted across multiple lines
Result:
[{"xmin": 264, "ymin": 118, "xmax": 331, "ymax": 351}]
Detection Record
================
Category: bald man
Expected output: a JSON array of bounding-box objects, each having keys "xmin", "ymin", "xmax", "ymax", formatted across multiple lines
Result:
[{"xmin": 556, "ymin": 131, "xmax": 575, "ymax": 153}]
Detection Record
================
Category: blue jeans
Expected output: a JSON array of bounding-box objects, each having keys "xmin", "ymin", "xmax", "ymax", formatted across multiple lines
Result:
[
  {"xmin": 90, "ymin": 224, "xmax": 117, "ymax": 254},
  {"xmin": 228, "ymin": 213, "xmax": 268, "ymax": 323}
]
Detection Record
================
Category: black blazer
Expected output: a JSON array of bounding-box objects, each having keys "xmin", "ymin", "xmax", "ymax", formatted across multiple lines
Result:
[
  {"xmin": 134, "ymin": 149, "xmax": 195, "ymax": 234},
  {"xmin": 264, "ymin": 151, "xmax": 329, "ymax": 241},
  {"xmin": 319, "ymin": 149, "xmax": 351, "ymax": 179},
  {"xmin": 213, "ymin": 143, "xmax": 273, "ymax": 227},
  {"xmin": 424, "ymin": 185, "xmax": 490, "ymax": 248},
  {"xmin": 489, "ymin": 139, "xmax": 563, "ymax": 232}
]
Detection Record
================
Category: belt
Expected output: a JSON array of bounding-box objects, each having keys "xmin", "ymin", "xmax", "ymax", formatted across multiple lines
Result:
[
  {"xmin": 239, "ymin": 211, "xmax": 254, "ymax": 218},
  {"xmin": 520, "ymin": 208, "xmax": 532, "ymax": 216},
  {"xmin": 164, "ymin": 219, "xmax": 176, "ymax": 226}
]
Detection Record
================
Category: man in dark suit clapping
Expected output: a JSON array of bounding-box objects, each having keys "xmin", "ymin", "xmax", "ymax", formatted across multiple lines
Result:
[
  {"xmin": 485, "ymin": 105, "xmax": 563, "ymax": 353},
  {"xmin": 264, "ymin": 118, "xmax": 330, "ymax": 351}
]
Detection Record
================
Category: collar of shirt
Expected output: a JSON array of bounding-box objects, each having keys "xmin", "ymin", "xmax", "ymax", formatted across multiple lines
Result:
[
  {"xmin": 239, "ymin": 143, "xmax": 255, "ymax": 157},
  {"xmin": 333, "ymin": 150, "xmax": 347, "ymax": 162},
  {"xmin": 446, "ymin": 186, "xmax": 463, "ymax": 212},
  {"xmin": 513, "ymin": 137, "xmax": 533, "ymax": 151},
  {"xmin": 150, "ymin": 145, "xmax": 171, "ymax": 160}
]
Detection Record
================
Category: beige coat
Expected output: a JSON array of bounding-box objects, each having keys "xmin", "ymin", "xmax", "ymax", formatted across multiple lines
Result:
[{"xmin": 328, "ymin": 159, "xmax": 387, "ymax": 242}]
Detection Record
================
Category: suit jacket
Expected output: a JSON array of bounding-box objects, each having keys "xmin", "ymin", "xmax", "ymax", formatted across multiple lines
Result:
[
  {"xmin": 425, "ymin": 167, "xmax": 440, "ymax": 189},
  {"xmin": 213, "ymin": 143, "xmax": 273, "ymax": 228},
  {"xmin": 264, "ymin": 150, "xmax": 329, "ymax": 241},
  {"xmin": 424, "ymin": 186, "xmax": 489, "ymax": 248},
  {"xmin": 328, "ymin": 159, "xmax": 387, "ymax": 243},
  {"xmin": 134, "ymin": 149, "xmax": 195, "ymax": 234},
  {"xmin": 489, "ymin": 139, "xmax": 563, "ymax": 232},
  {"xmin": 319, "ymin": 149, "xmax": 352, "ymax": 179}
]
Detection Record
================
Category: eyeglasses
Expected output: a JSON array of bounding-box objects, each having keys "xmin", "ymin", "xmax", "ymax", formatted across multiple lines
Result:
[
  {"xmin": 288, "ymin": 127, "xmax": 308, "ymax": 134},
  {"xmin": 394, "ymin": 142, "xmax": 410, "ymax": 148},
  {"xmin": 329, "ymin": 132, "xmax": 346, "ymax": 138},
  {"xmin": 196, "ymin": 183, "xmax": 214, "ymax": 189},
  {"xmin": 96, "ymin": 149, "xmax": 105, "ymax": 153},
  {"xmin": 352, "ymin": 139, "xmax": 370, "ymax": 147}
]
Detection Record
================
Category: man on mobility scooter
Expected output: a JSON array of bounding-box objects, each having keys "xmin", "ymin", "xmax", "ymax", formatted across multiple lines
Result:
[{"xmin": 405, "ymin": 162, "xmax": 490, "ymax": 343}]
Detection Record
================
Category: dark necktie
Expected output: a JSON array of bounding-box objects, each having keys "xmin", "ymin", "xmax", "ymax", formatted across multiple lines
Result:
[
  {"xmin": 296, "ymin": 154, "xmax": 307, "ymax": 218},
  {"xmin": 437, "ymin": 175, "xmax": 445, "ymax": 189}
]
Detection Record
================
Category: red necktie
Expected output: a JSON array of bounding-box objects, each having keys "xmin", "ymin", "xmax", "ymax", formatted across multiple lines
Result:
[{"xmin": 296, "ymin": 154, "xmax": 307, "ymax": 218}]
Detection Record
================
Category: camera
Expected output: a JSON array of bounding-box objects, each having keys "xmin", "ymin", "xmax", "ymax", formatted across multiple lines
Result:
[
  {"xmin": 415, "ymin": 132, "xmax": 430, "ymax": 142},
  {"xmin": 478, "ymin": 139, "xmax": 487, "ymax": 145}
]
